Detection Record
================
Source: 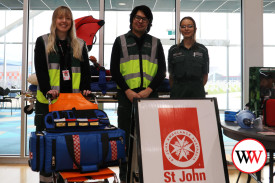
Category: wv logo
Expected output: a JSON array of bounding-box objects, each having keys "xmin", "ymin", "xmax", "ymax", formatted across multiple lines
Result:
[
  {"xmin": 235, "ymin": 150, "xmax": 263, "ymax": 164},
  {"xmin": 232, "ymin": 139, "xmax": 267, "ymax": 174}
]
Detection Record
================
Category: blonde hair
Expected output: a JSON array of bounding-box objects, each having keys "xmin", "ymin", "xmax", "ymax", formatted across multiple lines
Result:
[{"xmin": 46, "ymin": 6, "xmax": 83, "ymax": 60}]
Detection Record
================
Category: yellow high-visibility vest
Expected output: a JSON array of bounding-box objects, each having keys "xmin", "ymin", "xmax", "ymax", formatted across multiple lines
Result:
[
  {"xmin": 36, "ymin": 34, "xmax": 84, "ymax": 104},
  {"xmin": 119, "ymin": 33, "xmax": 159, "ymax": 89}
]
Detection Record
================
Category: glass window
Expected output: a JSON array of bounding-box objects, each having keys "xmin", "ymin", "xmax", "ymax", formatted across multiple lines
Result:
[
  {"xmin": 104, "ymin": 2, "xmax": 176, "ymax": 69},
  {"xmin": 180, "ymin": 1, "xmax": 241, "ymax": 154},
  {"xmin": 0, "ymin": 7, "xmax": 23, "ymax": 155},
  {"xmin": 0, "ymin": 0, "xmax": 244, "ymax": 159},
  {"xmin": 264, "ymin": 13, "xmax": 275, "ymax": 67},
  {"xmin": 180, "ymin": 7, "xmax": 241, "ymax": 111}
]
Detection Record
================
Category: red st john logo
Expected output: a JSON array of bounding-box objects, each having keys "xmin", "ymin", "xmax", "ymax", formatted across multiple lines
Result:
[{"xmin": 158, "ymin": 108, "xmax": 204, "ymax": 170}]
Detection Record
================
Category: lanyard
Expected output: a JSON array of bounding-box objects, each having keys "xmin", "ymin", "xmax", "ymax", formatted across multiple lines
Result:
[{"xmin": 58, "ymin": 40, "xmax": 70, "ymax": 69}]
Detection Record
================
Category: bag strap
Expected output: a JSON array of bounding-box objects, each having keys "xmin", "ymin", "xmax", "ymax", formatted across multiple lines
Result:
[
  {"xmin": 35, "ymin": 133, "xmax": 40, "ymax": 171},
  {"xmin": 65, "ymin": 135, "xmax": 81, "ymax": 169},
  {"xmin": 101, "ymin": 133, "xmax": 109, "ymax": 163},
  {"xmin": 98, "ymin": 69, "xmax": 107, "ymax": 94},
  {"xmin": 51, "ymin": 139, "xmax": 56, "ymax": 170},
  {"xmin": 72, "ymin": 108, "xmax": 97, "ymax": 119},
  {"xmin": 65, "ymin": 134, "xmax": 110, "ymax": 170}
]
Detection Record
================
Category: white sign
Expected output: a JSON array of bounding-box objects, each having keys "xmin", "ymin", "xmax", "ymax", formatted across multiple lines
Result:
[{"xmin": 130, "ymin": 98, "xmax": 229, "ymax": 183}]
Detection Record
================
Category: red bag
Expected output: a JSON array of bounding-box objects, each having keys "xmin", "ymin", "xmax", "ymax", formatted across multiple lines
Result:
[
  {"xmin": 263, "ymin": 99, "xmax": 275, "ymax": 126},
  {"xmin": 74, "ymin": 16, "xmax": 104, "ymax": 51}
]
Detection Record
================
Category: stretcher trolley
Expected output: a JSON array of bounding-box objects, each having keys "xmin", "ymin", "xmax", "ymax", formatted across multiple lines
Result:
[{"xmin": 29, "ymin": 93, "xmax": 126, "ymax": 183}]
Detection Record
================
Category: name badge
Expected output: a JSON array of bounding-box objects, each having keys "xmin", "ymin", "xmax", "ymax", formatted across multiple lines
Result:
[
  {"xmin": 62, "ymin": 70, "xmax": 71, "ymax": 81},
  {"xmin": 193, "ymin": 52, "xmax": 203, "ymax": 57}
]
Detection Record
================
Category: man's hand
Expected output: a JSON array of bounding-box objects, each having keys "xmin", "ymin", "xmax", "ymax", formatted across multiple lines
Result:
[
  {"xmin": 125, "ymin": 89, "xmax": 141, "ymax": 103},
  {"xmin": 138, "ymin": 87, "xmax": 153, "ymax": 98}
]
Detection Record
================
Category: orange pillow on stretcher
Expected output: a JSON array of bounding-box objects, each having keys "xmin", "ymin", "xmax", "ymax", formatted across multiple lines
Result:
[{"xmin": 49, "ymin": 93, "xmax": 98, "ymax": 112}]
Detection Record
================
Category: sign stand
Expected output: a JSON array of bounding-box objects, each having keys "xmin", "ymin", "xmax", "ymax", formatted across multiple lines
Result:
[{"xmin": 127, "ymin": 98, "xmax": 229, "ymax": 183}]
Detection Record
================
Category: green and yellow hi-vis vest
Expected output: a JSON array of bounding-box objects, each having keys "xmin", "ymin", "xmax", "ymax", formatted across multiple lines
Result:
[
  {"xmin": 119, "ymin": 33, "xmax": 158, "ymax": 89},
  {"xmin": 36, "ymin": 34, "xmax": 84, "ymax": 104}
]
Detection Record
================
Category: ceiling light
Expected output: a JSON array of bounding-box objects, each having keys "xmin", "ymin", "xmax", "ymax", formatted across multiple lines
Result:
[{"xmin": 119, "ymin": 3, "xmax": 126, "ymax": 6}]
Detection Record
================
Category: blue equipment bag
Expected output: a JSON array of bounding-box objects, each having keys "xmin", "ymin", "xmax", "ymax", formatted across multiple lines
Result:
[
  {"xmin": 90, "ymin": 69, "xmax": 117, "ymax": 94},
  {"xmin": 224, "ymin": 110, "xmax": 239, "ymax": 122},
  {"xmin": 44, "ymin": 109, "xmax": 110, "ymax": 132},
  {"xmin": 29, "ymin": 128, "xmax": 126, "ymax": 173},
  {"xmin": 29, "ymin": 132, "xmax": 44, "ymax": 172}
]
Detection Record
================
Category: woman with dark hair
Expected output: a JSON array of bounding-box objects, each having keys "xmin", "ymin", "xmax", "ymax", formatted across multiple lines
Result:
[
  {"xmin": 168, "ymin": 16, "xmax": 209, "ymax": 98},
  {"xmin": 34, "ymin": 6, "xmax": 92, "ymax": 183}
]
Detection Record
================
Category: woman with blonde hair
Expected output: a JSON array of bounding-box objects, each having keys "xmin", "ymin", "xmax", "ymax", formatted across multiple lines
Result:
[
  {"xmin": 168, "ymin": 16, "xmax": 209, "ymax": 98},
  {"xmin": 34, "ymin": 6, "xmax": 91, "ymax": 183}
]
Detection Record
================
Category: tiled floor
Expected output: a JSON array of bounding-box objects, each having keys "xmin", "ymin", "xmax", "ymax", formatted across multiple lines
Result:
[
  {"xmin": 0, "ymin": 164, "xmax": 120, "ymax": 183},
  {"xmin": 0, "ymin": 164, "xmax": 269, "ymax": 183}
]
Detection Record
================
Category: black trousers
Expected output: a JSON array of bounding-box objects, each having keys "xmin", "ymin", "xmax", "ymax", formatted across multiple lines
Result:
[{"xmin": 34, "ymin": 100, "xmax": 48, "ymax": 132}]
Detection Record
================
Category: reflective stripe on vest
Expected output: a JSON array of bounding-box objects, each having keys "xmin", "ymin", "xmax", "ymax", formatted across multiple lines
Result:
[
  {"xmin": 36, "ymin": 34, "xmax": 83, "ymax": 104},
  {"xmin": 119, "ymin": 34, "xmax": 158, "ymax": 89}
]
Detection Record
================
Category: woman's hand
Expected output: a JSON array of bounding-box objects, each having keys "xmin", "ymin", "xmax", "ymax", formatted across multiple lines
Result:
[
  {"xmin": 46, "ymin": 90, "xmax": 59, "ymax": 99},
  {"xmin": 82, "ymin": 90, "xmax": 92, "ymax": 96}
]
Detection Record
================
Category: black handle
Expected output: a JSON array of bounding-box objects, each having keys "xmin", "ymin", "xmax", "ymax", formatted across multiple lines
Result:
[{"xmin": 65, "ymin": 135, "xmax": 81, "ymax": 169}]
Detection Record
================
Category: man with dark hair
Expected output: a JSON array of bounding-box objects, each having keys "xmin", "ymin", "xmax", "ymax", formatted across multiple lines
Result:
[{"xmin": 110, "ymin": 5, "xmax": 166, "ymax": 183}]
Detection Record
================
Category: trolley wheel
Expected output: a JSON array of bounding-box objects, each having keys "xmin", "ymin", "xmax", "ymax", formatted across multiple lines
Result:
[
  {"xmin": 103, "ymin": 179, "xmax": 109, "ymax": 183},
  {"xmin": 24, "ymin": 105, "xmax": 34, "ymax": 114}
]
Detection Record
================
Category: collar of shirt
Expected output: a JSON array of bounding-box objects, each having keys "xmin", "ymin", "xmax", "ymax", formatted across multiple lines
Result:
[
  {"xmin": 179, "ymin": 40, "xmax": 199, "ymax": 50},
  {"xmin": 126, "ymin": 30, "xmax": 147, "ymax": 48}
]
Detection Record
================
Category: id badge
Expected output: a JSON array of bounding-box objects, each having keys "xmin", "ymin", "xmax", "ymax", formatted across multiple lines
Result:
[{"xmin": 62, "ymin": 70, "xmax": 71, "ymax": 80}]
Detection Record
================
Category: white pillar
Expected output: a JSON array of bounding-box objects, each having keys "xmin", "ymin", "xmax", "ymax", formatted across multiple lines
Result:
[
  {"xmin": 99, "ymin": 0, "xmax": 104, "ymax": 66},
  {"xmin": 21, "ymin": 0, "xmax": 29, "ymax": 159},
  {"xmin": 242, "ymin": 0, "xmax": 263, "ymax": 106}
]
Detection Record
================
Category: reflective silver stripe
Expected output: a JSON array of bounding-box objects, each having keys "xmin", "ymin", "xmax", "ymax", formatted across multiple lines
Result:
[
  {"xmin": 142, "ymin": 55, "xmax": 158, "ymax": 64},
  {"xmin": 73, "ymin": 89, "xmax": 80, "ymax": 93},
  {"xmin": 124, "ymin": 73, "xmax": 141, "ymax": 80},
  {"xmin": 150, "ymin": 37, "xmax": 157, "ymax": 63},
  {"xmin": 51, "ymin": 86, "xmax": 60, "ymax": 90},
  {"xmin": 42, "ymin": 34, "xmax": 49, "ymax": 68},
  {"xmin": 120, "ymin": 54, "xmax": 157, "ymax": 64},
  {"xmin": 40, "ymin": 174, "xmax": 53, "ymax": 183},
  {"xmin": 48, "ymin": 63, "xmax": 59, "ymax": 70},
  {"xmin": 120, "ymin": 35, "xmax": 129, "ymax": 60},
  {"xmin": 37, "ymin": 85, "xmax": 59, "ymax": 92},
  {"xmin": 144, "ymin": 72, "xmax": 153, "ymax": 81},
  {"xmin": 120, "ymin": 55, "xmax": 139, "ymax": 64},
  {"xmin": 72, "ymin": 67, "xmax": 81, "ymax": 73}
]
